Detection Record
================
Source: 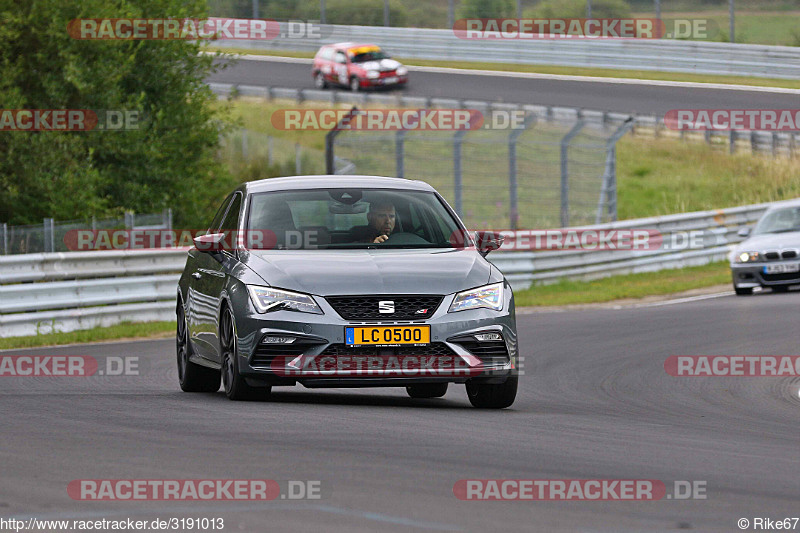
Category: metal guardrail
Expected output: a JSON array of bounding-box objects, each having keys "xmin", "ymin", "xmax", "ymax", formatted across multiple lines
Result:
[
  {"xmin": 0, "ymin": 201, "xmax": 784, "ymax": 337},
  {"xmin": 212, "ymin": 82, "xmax": 800, "ymax": 158},
  {"xmin": 217, "ymin": 23, "xmax": 800, "ymax": 80}
]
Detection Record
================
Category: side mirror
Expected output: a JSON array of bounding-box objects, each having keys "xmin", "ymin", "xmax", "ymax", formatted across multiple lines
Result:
[
  {"xmin": 193, "ymin": 232, "xmax": 227, "ymax": 254},
  {"xmin": 474, "ymin": 231, "xmax": 505, "ymax": 257},
  {"xmin": 737, "ymin": 227, "xmax": 751, "ymax": 238}
]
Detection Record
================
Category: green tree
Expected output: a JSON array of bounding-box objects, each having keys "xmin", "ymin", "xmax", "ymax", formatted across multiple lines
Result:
[
  {"xmin": 0, "ymin": 0, "xmax": 233, "ymax": 227},
  {"xmin": 458, "ymin": 0, "xmax": 516, "ymax": 19},
  {"xmin": 526, "ymin": 0, "xmax": 632, "ymax": 19}
]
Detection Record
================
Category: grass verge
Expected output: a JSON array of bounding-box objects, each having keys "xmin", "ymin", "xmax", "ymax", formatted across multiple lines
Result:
[
  {"xmin": 514, "ymin": 262, "xmax": 730, "ymax": 307},
  {"xmin": 0, "ymin": 321, "xmax": 176, "ymax": 351},
  {"xmin": 208, "ymin": 47, "xmax": 800, "ymax": 90}
]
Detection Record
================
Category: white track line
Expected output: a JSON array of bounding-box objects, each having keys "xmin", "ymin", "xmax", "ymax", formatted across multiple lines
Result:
[{"xmin": 230, "ymin": 53, "xmax": 800, "ymax": 95}]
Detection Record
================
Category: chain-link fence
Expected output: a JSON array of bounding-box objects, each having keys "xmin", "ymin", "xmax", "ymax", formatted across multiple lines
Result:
[
  {"xmin": 1, "ymin": 210, "xmax": 172, "ymax": 255},
  {"xmin": 328, "ymin": 110, "xmax": 632, "ymax": 230}
]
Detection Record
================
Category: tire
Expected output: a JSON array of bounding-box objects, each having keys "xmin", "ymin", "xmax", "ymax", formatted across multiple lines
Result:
[
  {"xmin": 177, "ymin": 302, "xmax": 220, "ymax": 393},
  {"xmin": 314, "ymin": 72, "xmax": 328, "ymax": 89},
  {"xmin": 466, "ymin": 376, "xmax": 518, "ymax": 409},
  {"xmin": 734, "ymin": 286, "xmax": 753, "ymax": 296},
  {"xmin": 406, "ymin": 383, "xmax": 448, "ymax": 399},
  {"xmin": 350, "ymin": 77, "xmax": 361, "ymax": 92},
  {"xmin": 220, "ymin": 307, "xmax": 269, "ymax": 401}
]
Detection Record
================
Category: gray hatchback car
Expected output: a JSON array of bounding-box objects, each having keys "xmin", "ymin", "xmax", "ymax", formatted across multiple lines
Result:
[{"xmin": 176, "ymin": 176, "xmax": 518, "ymax": 408}]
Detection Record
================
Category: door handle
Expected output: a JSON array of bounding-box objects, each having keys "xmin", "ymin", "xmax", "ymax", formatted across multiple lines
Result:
[{"xmin": 191, "ymin": 272, "xmax": 202, "ymax": 280}]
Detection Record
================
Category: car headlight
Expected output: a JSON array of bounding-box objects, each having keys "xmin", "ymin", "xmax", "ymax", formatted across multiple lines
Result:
[
  {"xmin": 448, "ymin": 282, "xmax": 504, "ymax": 313},
  {"xmin": 366, "ymin": 70, "xmax": 380, "ymax": 79},
  {"xmin": 396, "ymin": 66, "xmax": 408, "ymax": 76},
  {"xmin": 735, "ymin": 251, "xmax": 760, "ymax": 263},
  {"xmin": 247, "ymin": 286, "xmax": 323, "ymax": 314}
]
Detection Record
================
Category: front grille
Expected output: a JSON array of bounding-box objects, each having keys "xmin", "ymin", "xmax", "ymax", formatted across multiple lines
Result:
[
  {"xmin": 782, "ymin": 250, "xmax": 798, "ymax": 259},
  {"xmin": 320, "ymin": 342, "xmax": 455, "ymax": 357},
  {"xmin": 250, "ymin": 339, "xmax": 323, "ymax": 367},
  {"xmin": 761, "ymin": 272, "xmax": 800, "ymax": 282},
  {"xmin": 765, "ymin": 251, "xmax": 780, "ymax": 260},
  {"xmin": 453, "ymin": 339, "xmax": 510, "ymax": 367},
  {"xmin": 325, "ymin": 295, "xmax": 443, "ymax": 320}
]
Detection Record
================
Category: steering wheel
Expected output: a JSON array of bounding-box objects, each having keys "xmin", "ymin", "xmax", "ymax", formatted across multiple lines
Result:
[{"xmin": 380, "ymin": 232, "xmax": 430, "ymax": 245}]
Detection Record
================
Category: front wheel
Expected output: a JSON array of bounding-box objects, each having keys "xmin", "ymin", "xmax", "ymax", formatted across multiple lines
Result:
[
  {"xmin": 177, "ymin": 303, "xmax": 220, "ymax": 392},
  {"xmin": 466, "ymin": 376, "xmax": 517, "ymax": 409},
  {"xmin": 220, "ymin": 307, "xmax": 269, "ymax": 401},
  {"xmin": 406, "ymin": 383, "xmax": 448, "ymax": 399},
  {"xmin": 314, "ymin": 72, "xmax": 328, "ymax": 89}
]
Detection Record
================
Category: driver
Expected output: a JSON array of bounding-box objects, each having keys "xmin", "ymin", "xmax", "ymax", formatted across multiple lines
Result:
[{"xmin": 350, "ymin": 201, "xmax": 396, "ymax": 243}]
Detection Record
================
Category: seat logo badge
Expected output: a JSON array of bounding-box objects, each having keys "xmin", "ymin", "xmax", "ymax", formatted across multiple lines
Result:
[
  {"xmin": 415, "ymin": 309, "xmax": 428, "ymax": 314},
  {"xmin": 379, "ymin": 301, "xmax": 395, "ymax": 314}
]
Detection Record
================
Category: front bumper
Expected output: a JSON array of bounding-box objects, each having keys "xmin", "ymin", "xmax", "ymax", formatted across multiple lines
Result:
[
  {"xmin": 359, "ymin": 75, "xmax": 408, "ymax": 88},
  {"xmin": 233, "ymin": 287, "xmax": 517, "ymax": 388},
  {"xmin": 731, "ymin": 261, "xmax": 800, "ymax": 288}
]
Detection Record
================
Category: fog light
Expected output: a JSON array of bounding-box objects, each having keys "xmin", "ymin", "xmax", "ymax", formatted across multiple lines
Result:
[
  {"xmin": 474, "ymin": 332, "xmax": 503, "ymax": 342},
  {"xmin": 262, "ymin": 336, "xmax": 296, "ymax": 344}
]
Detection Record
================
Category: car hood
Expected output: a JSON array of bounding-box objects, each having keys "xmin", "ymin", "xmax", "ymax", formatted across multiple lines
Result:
[
  {"xmin": 243, "ymin": 248, "xmax": 491, "ymax": 296},
  {"xmin": 735, "ymin": 231, "xmax": 800, "ymax": 252},
  {"xmin": 357, "ymin": 58, "xmax": 402, "ymax": 71}
]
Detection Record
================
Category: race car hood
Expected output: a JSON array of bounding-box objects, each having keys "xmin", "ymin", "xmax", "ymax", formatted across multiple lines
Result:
[
  {"xmin": 243, "ymin": 248, "xmax": 491, "ymax": 296},
  {"xmin": 357, "ymin": 58, "xmax": 402, "ymax": 72}
]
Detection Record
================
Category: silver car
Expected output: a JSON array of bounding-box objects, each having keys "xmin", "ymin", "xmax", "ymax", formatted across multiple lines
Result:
[
  {"xmin": 730, "ymin": 200, "xmax": 800, "ymax": 295},
  {"xmin": 176, "ymin": 176, "xmax": 518, "ymax": 408}
]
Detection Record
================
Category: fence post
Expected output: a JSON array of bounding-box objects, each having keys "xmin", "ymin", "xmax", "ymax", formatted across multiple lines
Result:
[
  {"xmin": 125, "ymin": 211, "xmax": 134, "ymax": 230},
  {"xmin": 729, "ymin": 130, "xmax": 736, "ymax": 154},
  {"xmin": 295, "ymin": 143, "xmax": 302, "ymax": 174},
  {"xmin": 43, "ymin": 218, "xmax": 54, "ymax": 253},
  {"xmin": 325, "ymin": 106, "xmax": 360, "ymax": 174},
  {"xmin": 596, "ymin": 118, "xmax": 634, "ymax": 224},
  {"xmin": 508, "ymin": 114, "xmax": 535, "ymax": 230},
  {"xmin": 453, "ymin": 129, "xmax": 468, "ymax": 217},
  {"xmin": 2, "ymin": 222, "xmax": 6, "ymax": 255},
  {"xmin": 268, "ymin": 135, "xmax": 274, "ymax": 166},
  {"xmin": 241, "ymin": 129, "xmax": 248, "ymax": 160},
  {"xmin": 395, "ymin": 130, "xmax": 406, "ymax": 178},
  {"xmin": 790, "ymin": 133, "xmax": 796, "ymax": 158},
  {"xmin": 560, "ymin": 120, "xmax": 585, "ymax": 228}
]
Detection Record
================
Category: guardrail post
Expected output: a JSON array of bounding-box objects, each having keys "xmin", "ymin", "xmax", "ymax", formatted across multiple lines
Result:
[
  {"xmin": 2, "ymin": 222, "xmax": 7, "ymax": 255},
  {"xmin": 268, "ymin": 135, "xmax": 274, "ymax": 166},
  {"xmin": 790, "ymin": 133, "xmax": 796, "ymax": 158},
  {"xmin": 508, "ymin": 114, "xmax": 535, "ymax": 230},
  {"xmin": 125, "ymin": 211, "xmax": 134, "ymax": 230},
  {"xmin": 560, "ymin": 120, "xmax": 585, "ymax": 228},
  {"xmin": 241, "ymin": 129, "xmax": 248, "ymax": 160},
  {"xmin": 729, "ymin": 130, "xmax": 736, "ymax": 154},
  {"xmin": 750, "ymin": 131, "xmax": 757, "ymax": 154},
  {"xmin": 772, "ymin": 132, "xmax": 778, "ymax": 157},
  {"xmin": 453, "ymin": 129, "xmax": 468, "ymax": 217},
  {"xmin": 295, "ymin": 143, "xmax": 302, "ymax": 174},
  {"xmin": 395, "ymin": 130, "xmax": 406, "ymax": 178},
  {"xmin": 325, "ymin": 106, "xmax": 360, "ymax": 174}
]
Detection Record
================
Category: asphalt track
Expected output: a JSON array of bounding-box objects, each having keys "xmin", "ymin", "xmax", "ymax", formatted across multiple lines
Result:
[
  {"xmin": 2, "ymin": 289, "xmax": 799, "ymax": 532},
  {"xmin": 206, "ymin": 56, "xmax": 800, "ymax": 115}
]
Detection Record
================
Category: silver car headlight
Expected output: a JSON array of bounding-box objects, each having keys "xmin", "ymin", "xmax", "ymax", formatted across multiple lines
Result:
[
  {"xmin": 449, "ymin": 282, "xmax": 504, "ymax": 313},
  {"xmin": 366, "ymin": 70, "xmax": 380, "ymax": 79},
  {"xmin": 247, "ymin": 286, "xmax": 323, "ymax": 314},
  {"xmin": 735, "ymin": 251, "xmax": 760, "ymax": 263},
  {"xmin": 396, "ymin": 66, "xmax": 408, "ymax": 76}
]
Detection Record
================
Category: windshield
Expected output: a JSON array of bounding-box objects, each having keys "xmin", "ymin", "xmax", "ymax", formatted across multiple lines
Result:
[
  {"xmin": 350, "ymin": 50, "xmax": 388, "ymax": 63},
  {"xmin": 753, "ymin": 206, "xmax": 800, "ymax": 234},
  {"xmin": 246, "ymin": 188, "xmax": 468, "ymax": 250}
]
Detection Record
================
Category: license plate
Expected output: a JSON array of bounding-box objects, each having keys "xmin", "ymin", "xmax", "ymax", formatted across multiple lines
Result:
[
  {"xmin": 383, "ymin": 76, "xmax": 398, "ymax": 84},
  {"xmin": 764, "ymin": 262, "xmax": 800, "ymax": 274},
  {"xmin": 345, "ymin": 325, "xmax": 430, "ymax": 346}
]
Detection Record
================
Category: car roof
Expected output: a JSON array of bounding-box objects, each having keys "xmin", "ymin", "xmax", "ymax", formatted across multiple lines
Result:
[
  {"xmin": 326, "ymin": 42, "xmax": 380, "ymax": 51},
  {"xmin": 763, "ymin": 198, "xmax": 800, "ymax": 213},
  {"xmin": 241, "ymin": 175, "xmax": 435, "ymax": 195}
]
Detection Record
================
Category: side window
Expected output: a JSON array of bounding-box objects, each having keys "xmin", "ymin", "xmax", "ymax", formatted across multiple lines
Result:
[
  {"xmin": 335, "ymin": 51, "xmax": 347, "ymax": 64},
  {"xmin": 208, "ymin": 195, "xmax": 232, "ymax": 234},
  {"xmin": 322, "ymin": 47, "xmax": 334, "ymax": 60},
  {"xmin": 221, "ymin": 193, "xmax": 242, "ymax": 231}
]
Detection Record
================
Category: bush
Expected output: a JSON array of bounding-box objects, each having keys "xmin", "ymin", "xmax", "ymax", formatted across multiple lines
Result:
[
  {"xmin": 525, "ymin": 0, "xmax": 632, "ymax": 19},
  {"xmin": 458, "ymin": 0, "xmax": 517, "ymax": 19}
]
